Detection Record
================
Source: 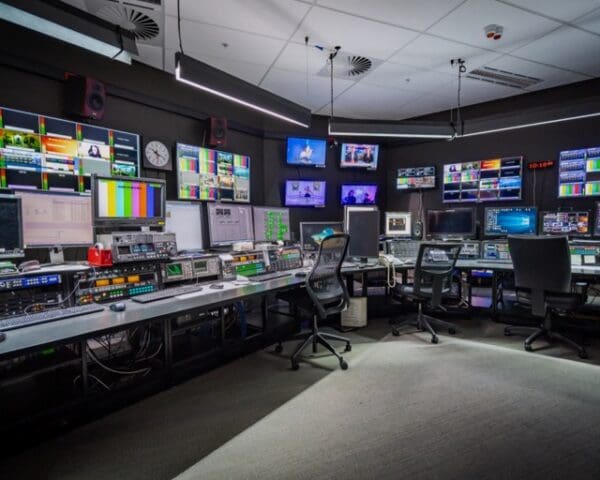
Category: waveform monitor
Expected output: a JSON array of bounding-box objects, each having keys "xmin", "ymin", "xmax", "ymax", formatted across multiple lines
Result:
[
  {"xmin": 484, "ymin": 207, "xmax": 537, "ymax": 237},
  {"xmin": 299, "ymin": 221, "xmax": 344, "ymax": 253},
  {"xmin": 385, "ymin": 212, "xmax": 412, "ymax": 237},
  {"xmin": 426, "ymin": 208, "xmax": 475, "ymax": 239},
  {"xmin": 253, "ymin": 206, "xmax": 291, "ymax": 242},
  {"xmin": 207, "ymin": 203, "xmax": 254, "ymax": 246},
  {"xmin": 16, "ymin": 191, "xmax": 93, "ymax": 247},
  {"xmin": 92, "ymin": 176, "xmax": 166, "ymax": 228},
  {"xmin": 540, "ymin": 210, "xmax": 589, "ymax": 237},
  {"xmin": 0, "ymin": 195, "xmax": 23, "ymax": 254},
  {"xmin": 165, "ymin": 201, "xmax": 204, "ymax": 251}
]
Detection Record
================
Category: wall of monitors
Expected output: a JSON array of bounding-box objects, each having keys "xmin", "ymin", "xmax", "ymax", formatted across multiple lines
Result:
[
  {"xmin": 396, "ymin": 166, "xmax": 436, "ymax": 190},
  {"xmin": 0, "ymin": 106, "xmax": 140, "ymax": 193},
  {"xmin": 558, "ymin": 147, "xmax": 600, "ymax": 197},
  {"xmin": 176, "ymin": 143, "xmax": 250, "ymax": 202},
  {"xmin": 442, "ymin": 156, "xmax": 523, "ymax": 203}
]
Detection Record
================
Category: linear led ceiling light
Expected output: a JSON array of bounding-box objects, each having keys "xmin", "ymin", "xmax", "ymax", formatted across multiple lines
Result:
[
  {"xmin": 0, "ymin": 0, "xmax": 137, "ymax": 64},
  {"xmin": 175, "ymin": 52, "xmax": 311, "ymax": 128},
  {"xmin": 328, "ymin": 121, "xmax": 455, "ymax": 139}
]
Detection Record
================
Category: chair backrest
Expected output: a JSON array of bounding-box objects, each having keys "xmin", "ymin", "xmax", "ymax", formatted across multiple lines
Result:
[
  {"xmin": 306, "ymin": 233, "xmax": 350, "ymax": 320},
  {"xmin": 508, "ymin": 235, "xmax": 571, "ymax": 316},
  {"xmin": 413, "ymin": 242, "xmax": 462, "ymax": 307}
]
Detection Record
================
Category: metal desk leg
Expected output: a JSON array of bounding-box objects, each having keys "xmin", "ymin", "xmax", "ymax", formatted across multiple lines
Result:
[
  {"xmin": 347, "ymin": 274, "xmax": 354, "ymax": 297},
  {"xmin": 163, "ymin": 317, "xmax": 173, "ymax": 381},
  {"xmin": 491, "ymin": 271, "xmax": 499, "ymax": 320},
  {"xmin": 80, "ymin": 339, "xmax": 88, "ymax": 396},
  {"xmin": 362, "ymin": 272, "xmax": 368, "ymax": 296},
  {"xmin": 220, "ymin": 307, "xmax": 225, "ymax": 344}
]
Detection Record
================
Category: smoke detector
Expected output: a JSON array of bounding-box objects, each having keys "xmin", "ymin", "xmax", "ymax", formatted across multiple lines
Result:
[{"xmin": 484, "ymin": 24, "xmax": 504, "ymax": 40}]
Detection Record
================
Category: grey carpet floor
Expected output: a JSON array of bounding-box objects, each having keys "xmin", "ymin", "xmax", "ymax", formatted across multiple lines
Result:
[{"xmin": 176, "ymin": 335, "xmax": 600, "ymax": 480}]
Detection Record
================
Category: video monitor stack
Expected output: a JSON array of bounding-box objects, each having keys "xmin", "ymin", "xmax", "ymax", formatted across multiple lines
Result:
[
  {"xmin": 253, "ymin": 206, "xmax": 291, "ymax": 242},
  {"xmin": 443, "ymin": 156, "xmax": 522, "ymax": 203},
  {"xmin": 558, "ymin": 147, "xmax": 600, "ymax": 197},
  {"xmin": 484, "ymin": 207, "xmax": 537, "ymax": 237},
  {"xmin": 396, "ymin": 166, "xmax": 436, "ymax": 191},
  {"xmin": 176, "ymin": 143, "xmax": 250, "ymax": 202},
  {"xmin": 0, "ymin": 106, "xmax": 140, "ymax": 193},
  {"xmin": 541, "ymin": 211, "xmax": 589, "ymax": 237}
]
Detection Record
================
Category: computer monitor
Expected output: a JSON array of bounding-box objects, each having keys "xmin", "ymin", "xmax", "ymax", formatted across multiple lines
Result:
[
  {"xmin": 340, "ymin": 143, "xmax": 379, "ymax": 170},
  {"xmin": 253, "ymin": 206, "xmax": 291, "ymax": 242},
  {"xmin": 165, "ymin": 201, "xmax": 204, "ymax": 251},
  {"xmin": 92, "ymin": 175, "xmax": 166, "ymax": 228},
  {"xmin": 484, "ymin": 207, "xmax": 538, "ymax": 237},
  {"xmin": 207, "ymin": 203, "xmax": 254, "ymax": 246},
  {"xmin": 385, "ymin": 212, "xmax": 412, "ymax": 237},
  {"xmin": 426, "ymin": 208, "xmax": 475, "ymax": 239},
  {"xmin": 340, "ymin": 184, "xmax": 378, "ymax": 205},
  {"xmin": 16, "ymin": 191, "xmax": 93, "ymax": 247},
  {"xmin": 286, "ymin": 137, "xmax": 327, "ymax": 167},
  {"xmin": 344, "ymin": 206, "xmax": 380, "ymax": 260},
  {"xmin": 299, "ymin": 221, "xmax": 344, "ymax": 253},
  {"xmin": 540, "ymin": 210, "xmax": 590, "ymax": 237},
  {"xmin": 0, "ymin": 195, "xmax": 23, "ymax": 254},
  {"xmin": 284, "ymin": 180, "xmax": 326, "ymax": 207}
]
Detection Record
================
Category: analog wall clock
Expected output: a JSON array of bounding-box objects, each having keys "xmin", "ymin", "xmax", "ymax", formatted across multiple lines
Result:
[{"xmin": 143, "ymin": 140, "xmax": 172, "ymax": 171}]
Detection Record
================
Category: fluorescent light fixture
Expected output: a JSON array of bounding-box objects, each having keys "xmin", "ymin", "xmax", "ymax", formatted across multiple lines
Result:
[
  {"xmin": 0, "ymin": 0, "xmax": 137, "ymax": 64},
  {"xmin": 175, "ymin": 52, "xmax": 311, "ymax": 128},
  {"xmin": 328, "ymin": 121, "xmax": 455, "ymax": 139},
  {"xmin": 460, "ymin": 111, "xmax": 600, "ymax": 138}
]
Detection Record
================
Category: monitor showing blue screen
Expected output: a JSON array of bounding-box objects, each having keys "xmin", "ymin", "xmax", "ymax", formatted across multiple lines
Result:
[
  {"xmin": 484, "ymin": 207, "xmax": 537, "ymax": 236},
  {"xmin": 286, "ymin": 137, "xmax": 327, "ymax": 167},
  {"xmin": 341, "ymin": 185, "xmax": 377, "ymax": 205}
]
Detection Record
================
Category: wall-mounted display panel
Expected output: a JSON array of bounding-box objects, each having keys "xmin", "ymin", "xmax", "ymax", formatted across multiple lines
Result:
[{"xmin": 558, "ymin": 147, "xmax": 600, "ymax": 197}]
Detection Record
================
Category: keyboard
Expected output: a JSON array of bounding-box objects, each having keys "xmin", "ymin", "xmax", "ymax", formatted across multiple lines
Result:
[
  {"xmin": 249, "ymin": 271, "xmax": 293, "ymax": 282},
  {"xmin": 0, "ymin": 304, "xmax": 105, "ymax": 331},
  {"xmin": 132, "ymin": 284, "xmax": 204, "ymax": 303}
]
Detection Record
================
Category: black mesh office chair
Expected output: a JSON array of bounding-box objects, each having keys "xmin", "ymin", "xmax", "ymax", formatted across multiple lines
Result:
[
  {"xmin": 392, "ymin": 242, "xmax": 462, "ymax": 344},
  {"xmin": 504, "ymin": 235, "xmax": 587, "ymax": 359},
  {"xmin": 275, "ymin": 233, "xmax": 352, "ymax": 370}
]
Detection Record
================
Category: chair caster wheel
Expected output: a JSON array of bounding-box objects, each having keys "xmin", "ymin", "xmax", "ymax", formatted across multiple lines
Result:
[
  {"xmin": 340, "ymin": 359, "xmax": 348, "ymax": 370},
  {"xmin": 579, "ymin": 350, "xmax": 589, "ymax": 360},
  {"xmin": 448, "ymin": 328, "xmax": 456, "ymax": 335},
  {"xmin": 524, "ymin": 343, "xmax": 532, "ymax": 352},
  {"xmin": 345, "ymin": 344, "xmax": 352, "ymax": 352},
  {"xmin": 392, "ymin": 329, "xmax": 400, "ymax": 336},
  {"xmin": 431, "ymin": 336, "xmax": 439, "ymax": 344},
  {"xmin": 291, "ymin": 361, "xmax": 299, "ymax": 371},
  {"xmin": 275, "ymin": 344, "xmax": 283, "ymax": 354}
]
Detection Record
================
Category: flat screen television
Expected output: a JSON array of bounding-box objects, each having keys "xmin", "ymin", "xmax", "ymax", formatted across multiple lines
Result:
[
  {"xmin": 540, "ymin": 210, "xmax": 590, "ymax": 237},
  {"xmin": 442, "ymin": 156, "xmax": 522, "ymax": 203},
  {"xmin": 397, "ymin": 166, "xmax": 436, "ymax": 190},
  {"xmin": 484, "ymin": 206, "xmax": 537, "ymax": 236},
  {"xmin": 340, "ymin": 143, "xmax": 378, "ymax": 170},
  {"xmin": 285, "ymin": 180, "xmax": 326, "ymax": 207},
  {"xmin": 426, "ymin": 208, "xmax": 475, "ymax": 239},
  {"xmin": 558, "ymin": 147, "xmax": 600, "ymax": 197},
  {"xmin": 340, "ymin": 184, "xmax": 377, "ymax": 205},
  {"xmin": 286, "ymin": 137, "xmax": 326, "ymax": 167}
]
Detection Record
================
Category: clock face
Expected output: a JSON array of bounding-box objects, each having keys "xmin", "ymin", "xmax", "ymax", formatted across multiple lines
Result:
[{"xmin": 145, "ymin": 140, "xmax": 170, "ymax": 169}]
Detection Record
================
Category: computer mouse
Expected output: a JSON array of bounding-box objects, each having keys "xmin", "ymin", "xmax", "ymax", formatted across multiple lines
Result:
[
  {"xmin": 0, "ymin": 332, "xmax": 6, "ymax": 342},
  {"xmin": 109, "ymin": 302, "xmax": 126, "ymax": 312},
  {"xmin": 209, "ymin": 283, "xmax": 224, "ymax": 290}
]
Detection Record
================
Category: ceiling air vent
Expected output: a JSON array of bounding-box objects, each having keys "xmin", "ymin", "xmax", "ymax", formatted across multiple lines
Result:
[
  {"xmin": 95, "ymin": 4, "xmax": 160, "ymax": 40},
  {"xmin": 467, "ymin": 66, "xmax": 542, "ymax": 89},
  {"xmin": 317, "ymin": 53, "xmax": 379, "ymax": 79}
]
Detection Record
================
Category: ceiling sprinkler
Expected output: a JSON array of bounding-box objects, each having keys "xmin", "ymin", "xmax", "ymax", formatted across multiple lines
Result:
[{"xmin": 484, "ymin": 24, "xmax": 503, "ymax": 40}]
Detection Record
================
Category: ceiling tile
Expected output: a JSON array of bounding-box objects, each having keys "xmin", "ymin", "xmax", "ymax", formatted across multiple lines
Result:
[
  {"xmin": 164, "ymin": 0, "xmax": 310, "ymax": 40},
  {"xmin": 510, "ymin": 26, "xmax": 600, "ymax": 76},
  {"xmin": 291, "ymin": 6, "xmax": 419, "ymax": 61},
  {"xmin": 485, "ymin": 56, "xmax": 591, "ymax": 91},
  {"xmin": 362, "ymin": 62, "xmax": 456, "ymax": 93},
  {"xmin": 134, "ymin": 44, "xmax": 165, "ymax": 71},
  {"xmin": 329, "ymin": 83, "xmax": 420, "ymax": 119},
  {"xmin": 270, "ymin": 42, "xmax": 334, "ymax": 75},
  {"xmin": 315, "ymin": 0, "xmax": 465, "ymax": 31},
  {"xmin": 389, "ymin": 35, "xmax": 502, "ymax": 72},
  {"xmin": 164, "ymin": 16, "xmax": 286, "ymax": 67},
  {"xmin": 498, "ymin": 0, "xmax": 600, "ymax": 22},
  {"xmin": 164, "ymin": 48, "xmax": 269, "ymax": 84},
  {"xmin": 427, "ymin": 0, "xmax": 561, "ymax": 53},
  {"xmin": 398, "ymin": 93, "xmax": 457, "ymax": 119},
  {"xmin": 261, "ymin": 68, "xmax": 356, "ymax": 112},
  {"xmin": 573, "ymin": 6, "xmax": 600, "ymax": 34}
]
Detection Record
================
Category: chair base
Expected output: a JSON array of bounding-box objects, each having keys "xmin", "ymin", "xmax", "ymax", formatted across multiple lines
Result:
[
  {"xmin": 392, "ymin": 303, "xmax": 457, "ymax": 344},
  {"xmin": 504, "ymin": 324, "xmax": 588, "ymax": 359},
  {"xmin": 277, "ymin": 328, "xmax": 351, "ymax": 371}
]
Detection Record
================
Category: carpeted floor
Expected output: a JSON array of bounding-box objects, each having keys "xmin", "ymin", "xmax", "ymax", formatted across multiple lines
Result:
[{"xmin": 2, "ymin": 318, "xmax": 600, "ymax": 479}]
